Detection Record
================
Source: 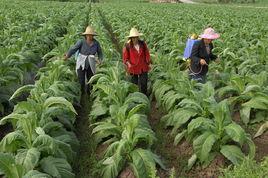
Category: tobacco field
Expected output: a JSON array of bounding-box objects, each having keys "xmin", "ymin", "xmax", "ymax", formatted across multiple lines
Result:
[{"xmin": 0, "ymin": 0, "xmax": 267, "ymax": 177}]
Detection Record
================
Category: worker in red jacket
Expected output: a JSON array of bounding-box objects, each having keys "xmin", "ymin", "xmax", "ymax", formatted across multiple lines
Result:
[{"xmin": 123, "ymin": 27, "xmax": 151, "ymax": 95}]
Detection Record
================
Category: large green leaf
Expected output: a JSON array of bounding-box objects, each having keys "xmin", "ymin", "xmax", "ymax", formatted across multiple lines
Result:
[
  {"xmin": 0, "ymin": 131, "xmax": 27, "ymax": 152},
  {"xmin": 127, "ymin": 104, "xmax": 147, "ymax": 119},
  {"xmin": 40, "ymin": 156, "xmax": 74, "ymax": 178},
  {"xmin": 0, "ymin": 153, "xmax": 25, "ymax": 178},
  {"xmin": 130, "ymin": 148, "xmax": 158, "ymax": 178},
  {"xmin": 54, "ymin": 139, "xmax": 75, "ymax": 163},
  {"xmin": 9, "ymin": 84, "xmax": 35, "ymax": 101},
  {"xmin": 101, "ymin": 154, "xmax": 124, "ymax": 178},
  {"xmin": 43, "ymin": 97, "xmax": 77, "ymax": 115},
  {"xmin": 164, "ymin": 93, "xmax": 186, "ymax": 111},
  {"xmin": 188, "ymin": 154, "xmax": 197, "ymax": 170},
  {"xmin": 246, "ymin": 136, "xmax": 255, "ymax": 159},
  {"xmin": 133, "ymin": 127, "xmax": 156, "ymax": 147},
  {"xmin": 178, "ymin": 99, "xmax": 203, "ymax": 112},
  {"xmin": 15, "ymin": 148, "xmax": 40, "ymax": 172},
  {"xmin": 242, "ymin": 85, "xmax": 261, "ymax": 94},
  {"xmin": 22, "ymin": 170, "xmax": 52, "ymax": 178},
  {"xmin": 92, "ymin": 122, "xmax": 119, "ymax": 135},
  {"xmin": 200, "ymin": 133, "xmax": 217, "ymax": 163},
  {"xmin": 156, "ymin": 85, "xmax": 173, "ymax": 104},
  {"xmin": 90, "ymin": 101, "xmax": 108, "ymax": 118},
  {"xmin": 125, "ymin": 92, "xmax": 150, "ymax": 109},
  {"xmin": 217, "ymin": 85, "xmax": 239, "ymax": 98},
  {"xmin": 92, "ymin": 122, "xmax": 121, "ymax": 144},
  {"xmin": 242, "ymin": 95, "xmax": 268, "ymax": 110},
  {"xmin": 0, "ymin": 113, "xmax": 22, "ymax": 126},
  {"xmin": 225, "ymin": 123, "xmax": 246, "ymax": 146},
  {"xmin": 187, "ymin": 117, "xmax": 212, "ymax": 134},
  {"xmin": 193, "ymin": 131, "xmax": 215, "ymax": 164},
  {"xmin": 33, "ymin": 134, "xmax": 57, "ymax": 155},
  {"xmin": 210, "ymin": 100, "xmax": 232, "ymax": 125},
  {"xmin": 174, "ymin": 130, "xmax": 187, "ymax": 145},
  {"xmin": 240, "ymin": 106, "xmax": 251, "ymax": 125},
  {"xmin": 42, "ymin": 122, "xmax": 63, "ymax": 135},
  {"xmin": 254, "ymin": 121, "xmax": 268, "ymax": 138},
  {"xmin": 166, "ymin": 108, "xmax": 197, "ymax": 134},
  {"xmin": 220, "ymin": 145, "xmax": 245, "ymax": 165}
]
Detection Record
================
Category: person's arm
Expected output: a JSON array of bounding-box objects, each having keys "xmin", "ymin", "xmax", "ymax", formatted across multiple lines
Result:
[
  {"xmin": 65, "ymin": 40, "xmax": 83, "ymax": 59},
  {"xmin": 123, "ymin": 44, "xmax": 131, "ymax": 67}
]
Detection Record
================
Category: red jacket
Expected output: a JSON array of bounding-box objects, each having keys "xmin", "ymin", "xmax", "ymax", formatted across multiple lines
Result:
[{"xmin": 123, "ymin": 40, "xmax": 151, "ymax": 75}]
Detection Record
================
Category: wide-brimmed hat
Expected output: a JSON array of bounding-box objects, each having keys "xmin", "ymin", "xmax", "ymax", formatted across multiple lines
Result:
[
  {"xmin": 82, "ymin": 26, "xmax": 97, "ymax": 36},
  {"xmin": 199, "ymin": 28, "xmax": 220, "ymax": 40},
  {"xmin": 127, "ymin": 28, "xmax": 143, "ymax": 38}
]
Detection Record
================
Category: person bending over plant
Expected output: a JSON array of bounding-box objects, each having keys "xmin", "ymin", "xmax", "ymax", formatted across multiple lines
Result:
[
  {"xmin": 189, "ymin": 27, "xmax": 220, "ymax": 83},
  {"xmin": 64, "ymin": 26, "xmax": 103, "ymax": 94}
]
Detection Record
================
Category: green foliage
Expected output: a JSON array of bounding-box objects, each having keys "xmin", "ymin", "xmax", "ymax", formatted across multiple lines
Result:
[
  {"xmin": 221, "ymin": 157, "xmax": 268, "ymax": 178},
  {"xmin": 0, "ymin": 0, "xmax": 84, "ymax": 115},
  {"xmin": 0, "ymin": 153, "xmax": 25, "ymax": 178},
  {"xmin": 0, "ymin": 3, "xmax": 89, "ymax": 176},
  {"xmin": 40, "ymin": 156, "xmax": 74, "ymax": 178},
  {"xmin": 98, "ymin": 2, "xmax": 267, "ymax": 171}
]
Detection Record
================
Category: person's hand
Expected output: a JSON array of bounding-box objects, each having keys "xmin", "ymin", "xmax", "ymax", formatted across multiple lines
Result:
[
  {"xmin": 126, "ymin": 61, "xmax": 131, "ymax": 68},
  {"xmin": 200, "ymin": 59, "xmax": 208, "ymax": 66},
  {"xmin": 63, "ymin": 54, "xmax": 68, "ymax": 61},
  {"xmin": 96, "ymin": 59, "xmax": 101, "ymax": 65}
]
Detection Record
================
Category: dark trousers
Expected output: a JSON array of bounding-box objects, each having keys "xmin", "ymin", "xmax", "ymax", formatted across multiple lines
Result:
[
  {"xmin": 189, "ymin": 72, "xmax": 206, "ymax": 84},
  {"xmin": 77, "ymin": 66, "xmax": 94, "ymax": 93},
  {"xmin": 131, "ymin": 72, "xmax": 148, "ymax": 95}
]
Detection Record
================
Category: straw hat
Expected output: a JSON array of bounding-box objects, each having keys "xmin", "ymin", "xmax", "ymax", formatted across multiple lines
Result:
[
  {"xmin": 199, "ymin": 28, "xmax": 220, "ymax": 40},
  {"xmin": 82, "ymin": 26, "xmax": 97, "ymax": 36},
  {"xmin": 127, "ymin": 28, "xmax": 143, "ymax": 38}
]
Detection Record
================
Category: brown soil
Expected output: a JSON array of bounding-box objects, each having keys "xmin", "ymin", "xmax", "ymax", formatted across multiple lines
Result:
[
  {"xmin": 187, "ymin": 155, "xmax": 225, "ymax": 178},
  {"xmin": 98, "ymin": 9, "xmax": 122, "ymax": 54},
  {"xmin": 232, "ymin": 110, "xmax": 241, "ymax": 124},
  {"xmin": 149, "ymin": 100, "xmax": 225, "ymax": 178},
  {"xmin": 95, "ymin": 143, "xmax": 109, "ymax": 160},
  {"xmin": 0, "ymin": 123, "xmax": 13, "ymax": 140},
  {"xmin": 119, "ymin": 166, "xmax": 136, "ymax": 178},
  {"xmin": 254, "ymin": 131, "xmax": 268, "ymax": 162}
]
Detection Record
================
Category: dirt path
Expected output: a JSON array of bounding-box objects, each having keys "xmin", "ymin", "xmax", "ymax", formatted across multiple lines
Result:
[
  {"xmin": 97, "ymin": 9, "xmax": 122, "ymax": 54},
  {"xmin": 179, "ymin": 0, "xmax": 196, "ymax": 3},
  {"xmin": 148, "ymin": 100, "xmax": 189, "ymax": 178},
  {"xmin": 234, "ymin": 5, "xmax": 268, "ymax": 9},
  {"xmin": 73, "ymin": 93, "xmax": 98, "ymax": 178}
]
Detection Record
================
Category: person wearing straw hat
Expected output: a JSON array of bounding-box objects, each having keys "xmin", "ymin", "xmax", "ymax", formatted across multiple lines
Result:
[
  {"xmin": 123, "ymin": 27, "xmax": 151, "ymax": 95},
  {"xmin": 189, "ymin": 27, "xmax": 220, "ymax": 83},
  {"xmin": 64, "ymin": 26, "xmax": 103, "ymax": 94}
]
